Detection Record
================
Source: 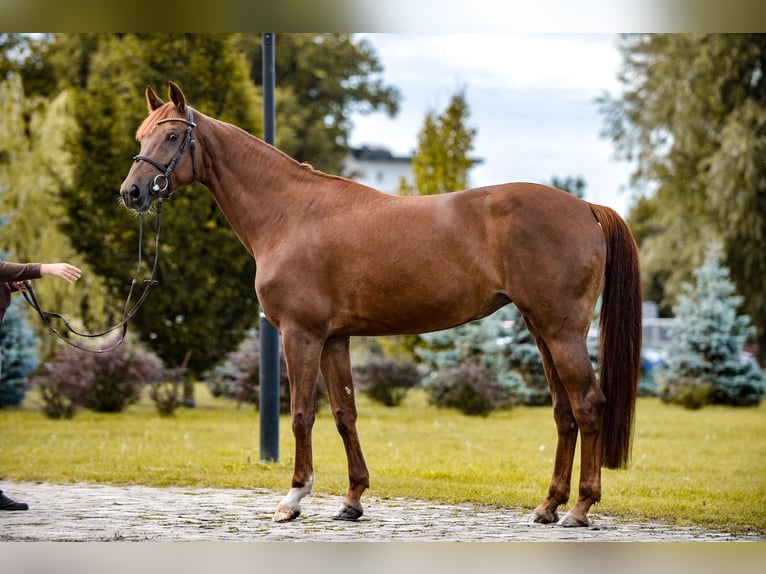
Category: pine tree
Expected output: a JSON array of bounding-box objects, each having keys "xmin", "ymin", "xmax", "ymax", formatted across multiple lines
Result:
[
  {"xmin": 416, "ymin": 306, "xmax": 539, "ymax": 413},
  {"xmin": 498, "ymin": 305, "xmax": 550, "ymax": 406},
  {"xmin": 546, "ymin": 175, "xmax": 586, "ymax": 199},
  {"xmin": 0, "ymin": 75, "xmax": 112, "ymax": 361},
  {"xmin": 600, "ymin": 34, "xmax": 766, "ymax": 363},
  {"xmin": 0, "ymin": 210, "xmax": 42, "ymax": 407},
  {"xmin": 659, "ymin": 246, "xmax": 764, "ymax": 408},
  {"xmin": 0, "ymin": 299, "xmax": 41, "ymax": 407},
  {"xmin": 398, "ymin": 89, "xmax": 477, "ymax": 196}
]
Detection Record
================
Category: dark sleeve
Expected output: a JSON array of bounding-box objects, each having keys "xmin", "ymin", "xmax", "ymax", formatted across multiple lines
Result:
[{"xmin": 0, "ymin": 261, "xmax": 43, "ymax": 282}]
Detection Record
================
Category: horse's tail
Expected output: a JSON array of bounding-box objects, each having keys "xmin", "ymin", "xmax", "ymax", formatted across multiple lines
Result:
[{"xmin": 589, "ymin": 203, "xmax": 642, "ymax": 470}]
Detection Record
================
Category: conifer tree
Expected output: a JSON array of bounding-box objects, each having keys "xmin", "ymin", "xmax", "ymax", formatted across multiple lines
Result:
[
  {"xmin": 498, "ymin": 305, "xmax": 550, "ymax": 406},
  {"xmin": 398, "ymin": 89, "xmax": 477, "ymax": 196},
  {"xmin": 600, "ymin": 34, "xmax": 766, "ymax": 362},
  {"xmin": 416, "ymin": 307, "xmax": 520, "ymax": 415},
  {"xmin": 659, "ymin": 247, "xmax": 764, "ymax": 408},
  {"xmin": 0, "ymin": 213, "xmax": 41, "ymax": 407},
  {"xmin": 0, "ymin": 299, "xmax": 41, "ymax": 407},
  {"xmin": 0, "ymin": 75, "xmax": 111, "ymax": 360},
  {"xmin": 416, "ymin": 305, "xmax": 551, "ymax": 408}
]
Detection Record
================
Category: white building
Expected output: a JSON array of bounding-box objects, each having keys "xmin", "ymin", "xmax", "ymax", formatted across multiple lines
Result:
[{"xmin": 344, "ymin": 145, "xmax": 413, "ymax": 194}]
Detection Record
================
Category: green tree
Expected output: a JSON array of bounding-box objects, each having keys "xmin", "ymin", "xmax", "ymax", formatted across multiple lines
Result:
[
  {"xmin": 546, "ymin": 175, "xmax": 586, "ymax": 199},
  {"xmin": 53, "ymin": 34, "xmax": 261, "ymax": 383},
  {"xmin": 239, "ymin": 33, "xmax": 401, "ymax": 173},
  {"xmin": 416, "ymin": 307, "xmax": 522, "ymax": 415},
  {"xmin": 659, "ymin": 247, "xmax": 764, "ymax": 408},
  {"xmin": 599, "ymin": 34, "xmax": 766, "ymax": 362},
  {"xmin": 398, "ymin": 89, "xmax": 478, "ymax": 196},
  {"xmin": 0, "ymin": 299, "xmax": 40, "ymax": 407},
  {"xmin": 497, "ymin": 305, "xmax": 550, "ymax": 406},
  {"xmin": 0, "ymin": 34, "xmax": 27, "ymax": 79},
  {"xmin": 0, "ymin": 74, "xmax": 111, "ymax": 359},
  {"xmin": 0, "ymin": 34, "xmax": 55, "ymax": 92}
]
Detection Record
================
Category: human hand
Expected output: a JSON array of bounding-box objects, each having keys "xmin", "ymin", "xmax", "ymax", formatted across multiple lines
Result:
[{"xmin": 40, "ymin": 263, "xmax": 82, "ymax": 284}]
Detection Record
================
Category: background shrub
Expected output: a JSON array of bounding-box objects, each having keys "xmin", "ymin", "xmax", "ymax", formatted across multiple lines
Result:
[
  {"xmin": 423, "ymin": 362, "xmax": 517, "ymax": 417},
  {"xmin": 148, "ymin": 365, "xmax": 186, "ymax": 417},
  {"xmin": 352, "ymin": 355, "xmax": 420, "ymax": 407},
  {"xmin": 416, "ymin": 307, "xmax": 525, "ymax": 414},
  {"xmin": 658, "ymin": 376, "xmax": 712, "ymax": 410},
  {"xmin": 36, "ymin": 374, "xmax": 78, "ymax": 419},
  {"xmin": 148, "ymin": 380, "xmax": 181, "ymax": 416},
  {"xmin": 31, "ymin": 344, "xmax": 166, "ymax": 415},
  {"xmin": 205, "ymin": 329, "xmax": 325, "ymax": 413},
  {"xmin": 496, "ymin": 306, "xmax": 551, "ymax": 406}
]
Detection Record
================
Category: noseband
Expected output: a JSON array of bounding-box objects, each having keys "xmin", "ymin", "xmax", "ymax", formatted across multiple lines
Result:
[{"xmin": 133, "ymin": 107, "xmax": 198, "ymax": 197}]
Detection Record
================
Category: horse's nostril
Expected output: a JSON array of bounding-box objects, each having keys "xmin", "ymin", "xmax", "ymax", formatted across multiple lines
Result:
[{"xmin": 130, "ymin": 184, "xmax": 141, "ymax": 200}]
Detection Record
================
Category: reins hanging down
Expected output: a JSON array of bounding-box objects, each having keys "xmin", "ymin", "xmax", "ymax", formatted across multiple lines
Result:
[
  {"xmin": 24, "ymin": 104, "xmax": 197, "ymax": 353},
  {"xmin": 22, "ymin": 199, "xmax": 164, "ymax": 353}
]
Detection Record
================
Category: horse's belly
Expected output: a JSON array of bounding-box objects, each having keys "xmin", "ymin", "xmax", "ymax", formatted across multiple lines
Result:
[{"xmin": 331, "ymin": 277, "xmax": 509, "ymax": 337}]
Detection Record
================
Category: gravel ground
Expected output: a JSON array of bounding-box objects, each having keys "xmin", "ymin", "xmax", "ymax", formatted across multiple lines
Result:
[{"xmin": 0, "ymin": 480, "xmax": 762, "ymax": 542}]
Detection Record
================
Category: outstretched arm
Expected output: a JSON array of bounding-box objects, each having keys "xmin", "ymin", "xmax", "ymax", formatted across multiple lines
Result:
[{"xmin": 39, "ymin": 263, "xmax": 82, "ymax": 284}]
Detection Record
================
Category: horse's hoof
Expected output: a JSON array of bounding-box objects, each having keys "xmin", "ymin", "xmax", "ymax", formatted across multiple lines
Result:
[
  {"xmin": 528, "ymin": 510, "xmax": 559, "ymax": 524},
  {"xmin": 273, "ymin": 505, "xmax": 301, "ymax": 522},
  {"xmin": 557, "ymin": 512, "xmax": 589, "ymax": 528},
  {"xmin": 333, "ymin": 504, "xmax": 363, "ymax": 521}
]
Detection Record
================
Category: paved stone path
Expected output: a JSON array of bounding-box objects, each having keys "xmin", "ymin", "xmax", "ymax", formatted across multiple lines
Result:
[{"xmin": 1, "ymin": 481, "xmax": 762, "ymax": 542}]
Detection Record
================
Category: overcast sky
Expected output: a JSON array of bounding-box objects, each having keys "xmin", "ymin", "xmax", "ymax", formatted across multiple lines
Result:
[{"xmin": 348, "ymin": 33, "xmax": 634, "ymax": 216}]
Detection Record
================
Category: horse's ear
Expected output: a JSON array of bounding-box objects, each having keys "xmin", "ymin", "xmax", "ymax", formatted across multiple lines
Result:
[
  {"xmin": 168, "ymin": 81, "xmax": 187, "ymax": 112},
  {"xmin": 145, "ymin": 86, "xmax": 164, "ymax": 111}
]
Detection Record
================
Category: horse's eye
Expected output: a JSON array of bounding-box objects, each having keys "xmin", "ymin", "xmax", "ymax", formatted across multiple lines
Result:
[{"xmin": 168, "ymin": 133, "xmax": 179, "ymax": 142}]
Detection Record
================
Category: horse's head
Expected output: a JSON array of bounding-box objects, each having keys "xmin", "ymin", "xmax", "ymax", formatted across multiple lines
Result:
[{"xmin": 120, "ymin": 81, "xmax": 198, "ymax": 212}]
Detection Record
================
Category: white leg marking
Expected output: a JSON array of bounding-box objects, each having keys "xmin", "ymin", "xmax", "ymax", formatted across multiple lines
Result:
[{"xmin": 278, "ymin": 474, "xmax": 314, "ymax": 510}]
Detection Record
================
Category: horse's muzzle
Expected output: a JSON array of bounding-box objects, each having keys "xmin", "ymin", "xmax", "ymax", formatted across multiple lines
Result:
[{"xmin": 120, "ymin": 183, "xmax": 152, "ymax": 212}]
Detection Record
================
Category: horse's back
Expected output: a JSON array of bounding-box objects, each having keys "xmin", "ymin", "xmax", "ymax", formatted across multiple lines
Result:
[
  {"xmin": 446, "ymin": 182, "xmax": 606, "ymax": 269},
  {"xmin": 381, "ymin": 183, "xmax": 603, "ymax": 330}
]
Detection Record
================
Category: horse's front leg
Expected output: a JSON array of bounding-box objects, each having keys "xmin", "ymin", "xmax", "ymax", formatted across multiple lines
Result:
[
  {"xmin": 273, "ymin": 329, "xmax": 324, "ymax": 523},
  {"xmin": 320, "ymin": 336, "xmax": 369, "ymax": 521}
]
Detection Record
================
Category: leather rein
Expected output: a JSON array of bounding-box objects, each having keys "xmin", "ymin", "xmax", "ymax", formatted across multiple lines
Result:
[{"xmin": 23, "ymin": 108, "xmax": 198, "ymax": 353}]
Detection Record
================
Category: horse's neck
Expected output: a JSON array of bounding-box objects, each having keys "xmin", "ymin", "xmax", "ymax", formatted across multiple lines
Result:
[{"xmin": 196, "ymin": 116, "xmax": 342, "ymax": 256}]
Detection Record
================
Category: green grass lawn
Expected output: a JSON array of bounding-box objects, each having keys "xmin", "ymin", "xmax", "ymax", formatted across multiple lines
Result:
[{"xmin": 1, "ymin": 385, "xmax": 764, "ymax": 534}]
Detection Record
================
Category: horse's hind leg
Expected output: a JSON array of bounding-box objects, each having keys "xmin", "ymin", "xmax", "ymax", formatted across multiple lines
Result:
[
  {"xmin": 273, "ymin": 329, "xmax": 324, "ymax": 522},
  {"xmin": 320, "ymin": 336, "xmax": 369, "ymax": 520},
  {"xmin": 529, "ymin": 337, "xmax": 579, "ymax": 525},
  {"xmin": 544, "ymin": 337, "xmax": 605, "ymax": 527}
]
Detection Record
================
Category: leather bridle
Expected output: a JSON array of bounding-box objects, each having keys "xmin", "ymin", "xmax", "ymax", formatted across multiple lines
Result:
[{"xmin": 132, "ymin": 107, "xmax": 198, "ymax": 198}]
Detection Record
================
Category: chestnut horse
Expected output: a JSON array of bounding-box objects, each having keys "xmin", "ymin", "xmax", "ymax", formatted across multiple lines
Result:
[{"xmin": 120, "ymin": 82, "xmax": 641, "ymax": 528}]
